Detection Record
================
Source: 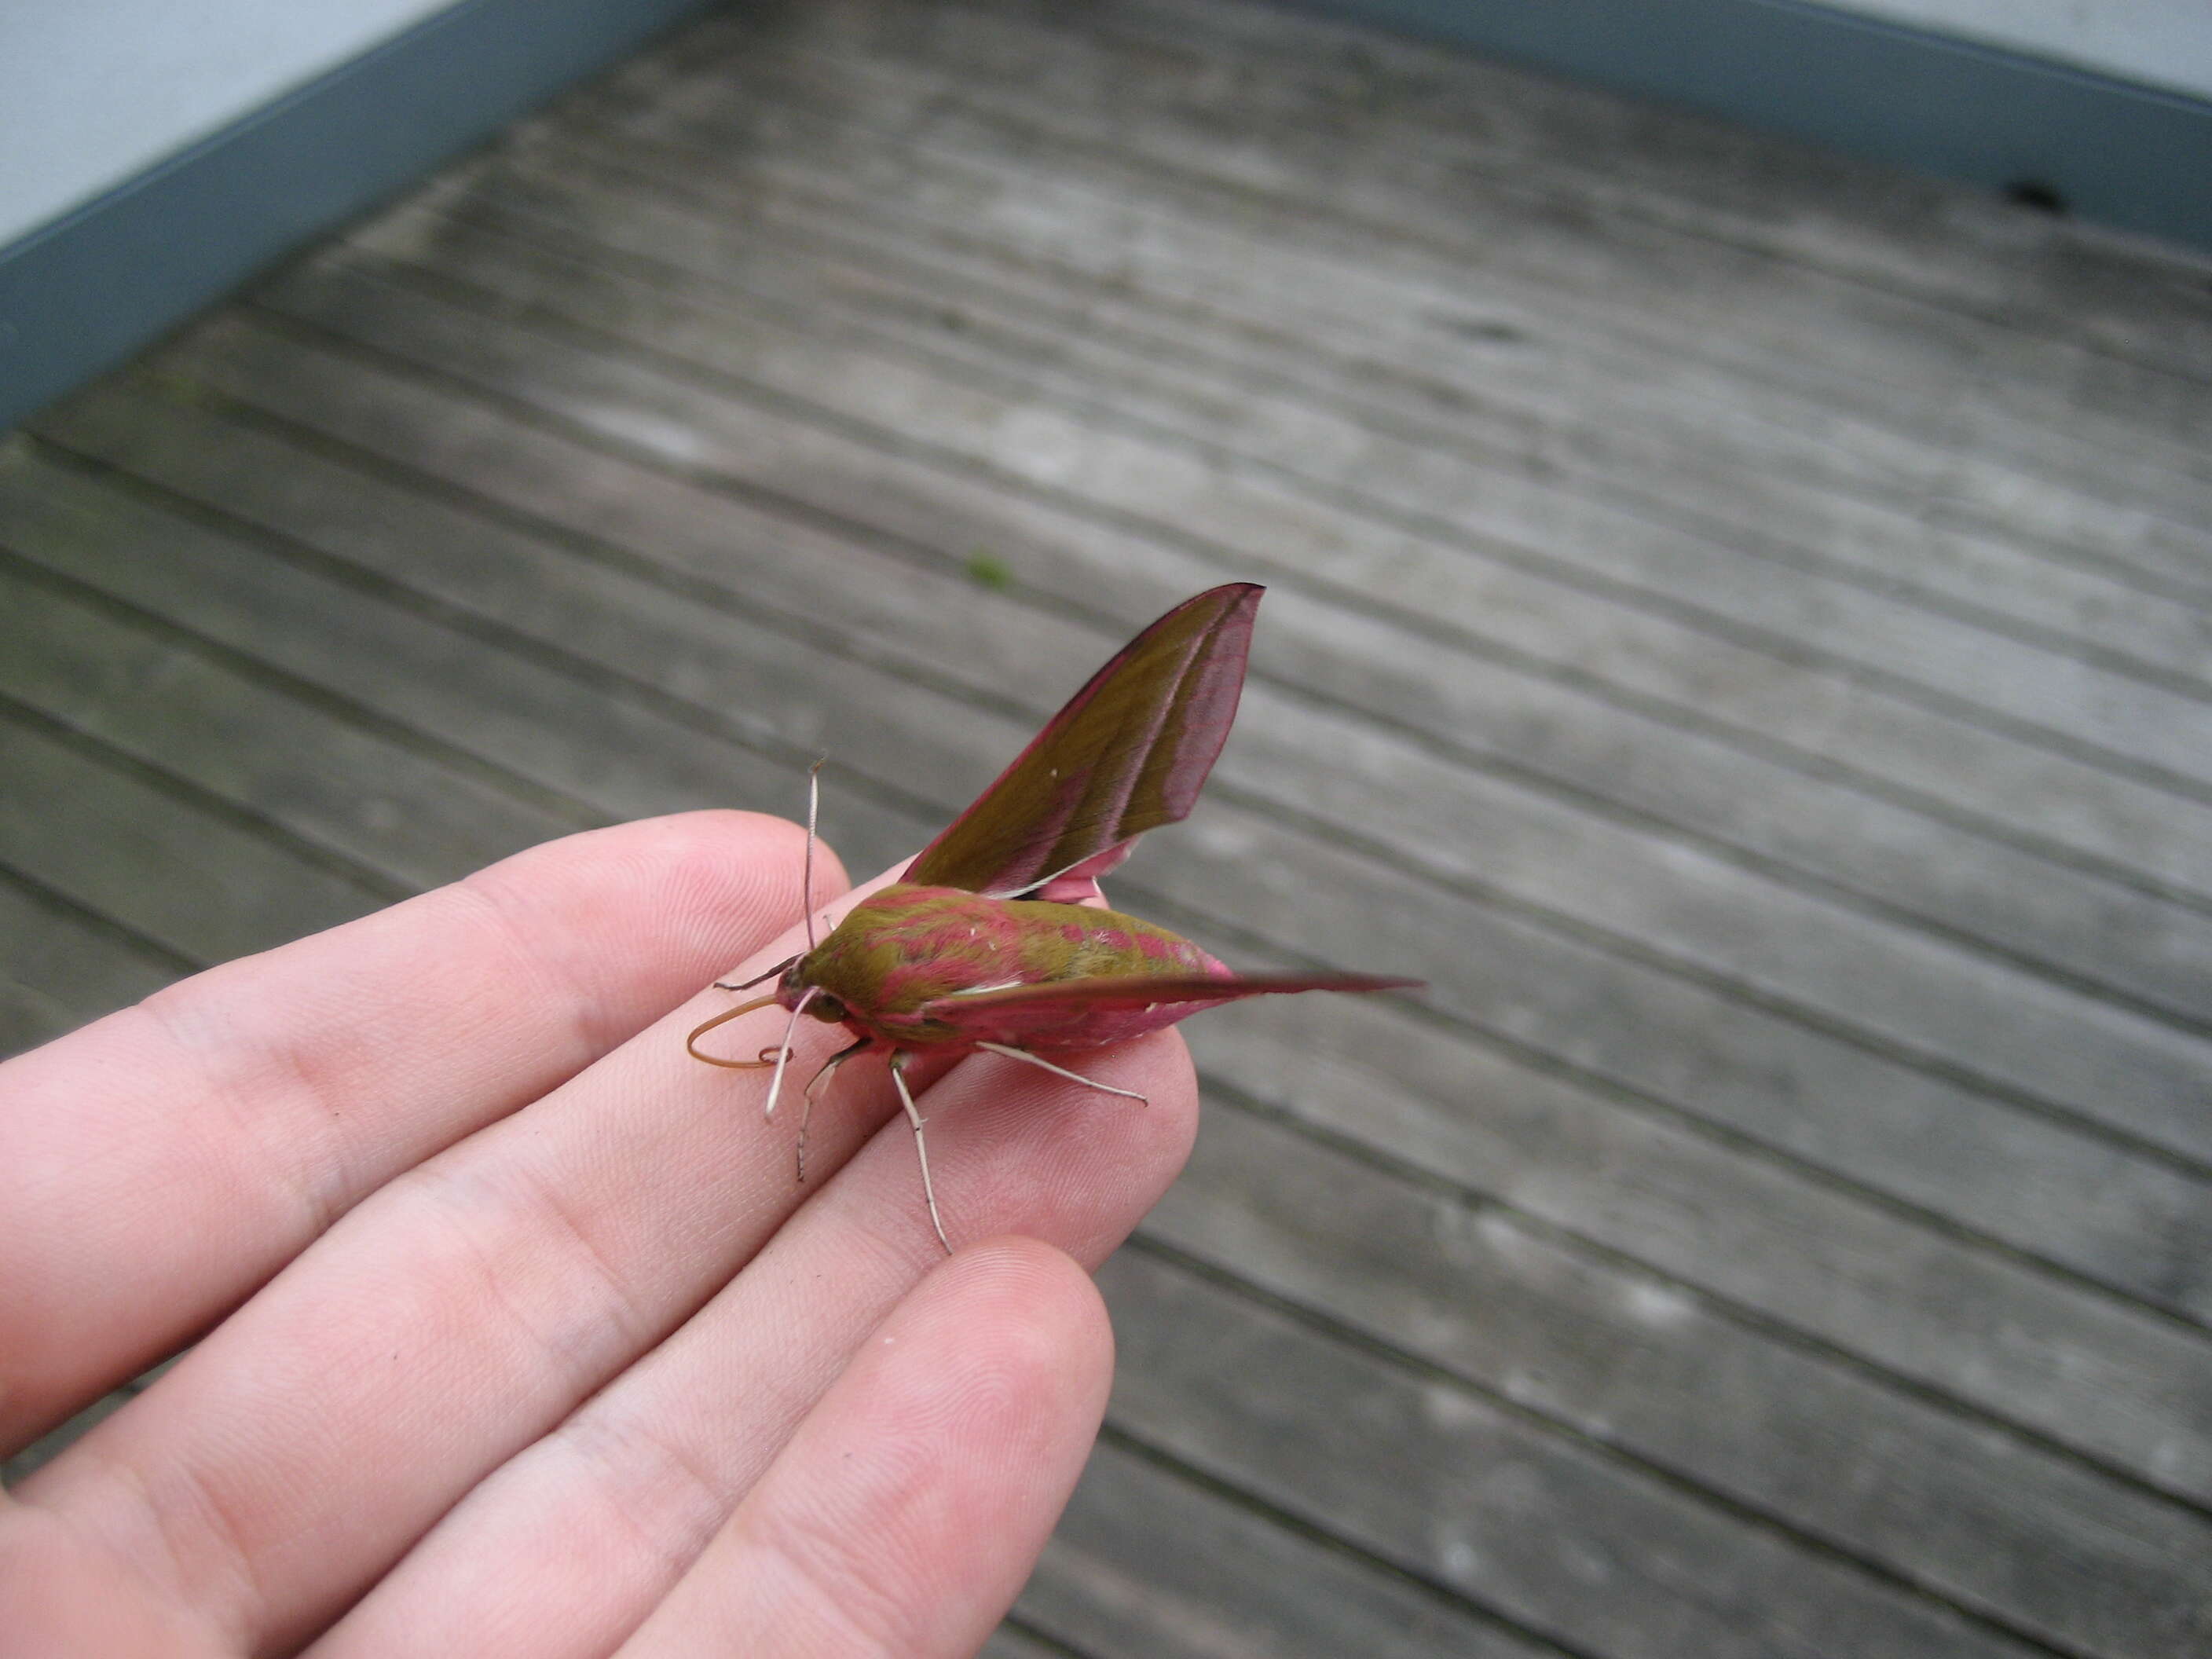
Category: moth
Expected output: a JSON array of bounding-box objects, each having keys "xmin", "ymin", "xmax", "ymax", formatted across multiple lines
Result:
[{"xmin": 688, "ymin": 583, "xmax": 1417, "ymax": 1250}]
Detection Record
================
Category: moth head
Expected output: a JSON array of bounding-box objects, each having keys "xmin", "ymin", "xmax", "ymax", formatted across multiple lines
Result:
[{"xmin": 777, "ymin": 954, "xmax": 848, "ymax": 1025}]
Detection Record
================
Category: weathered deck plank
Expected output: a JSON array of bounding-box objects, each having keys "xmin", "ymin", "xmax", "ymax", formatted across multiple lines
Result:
[
  {"xmin": 160, "ymin": 262, "xmax": 2212, "ymax": 1313},
  {"xmin": 339, "ymin": 189, "xmax": 2212, "ymax": 874},
  {"xmin": 1024, "ymin": 1437, "xmax": 1548, "ymax": 1657},
  {"xmin": 410, "ymin": 152, "xmax": 2212, "ymax": 694},
  {"xmin": 0, "ymin": 871, "xmax": 185, "ymax": 1057},
  {"xmin": 36, "ymin": 346, "xmax": 2212, "ymax": 1311},
  {"xmin": 764, "ymin": 0, "xmax": 2212, "ymax": 390},
  {"xmin": 5, "ymin": 1, "xmax": 2211, "ymax": 1654},
  {"xmin": 0, "ymin": 695, "xmax": 386, "ymax": 966},
  {"xmin": 0, "ymin": 554, "xmax": 574, "ymax": 892},
  {"xmin": 58, "ymin": 319, "xmax": 2212, "ymax": 1440},
  {"xmin": 602, "ymin": 24, "xmax": 2212, "ymax": 553},
  {"xmin": 307, "ymin": 201, "xmax": 2212, "ymax": 1093},
  {"xmin": 800, "ymin": 0, "xmax": 2212, "ymax": 441},
  {"xmin": 282, "ymin": 213, "xmax": 2212, "ymax": 917},
  {"xmin": 510, "ymin": 96, "xmax": 2212, "ymax": 630},
  {"xmin": 976, "ymin": 1624, "xmax": 1074, "ymax": 1659},
  {"xmin": 1155, "ymin": 1097, "xmax": 2212, "ymax": 1659},
  {"xmin": 1101, "ymin": 1247, "xmax": 2039, "ymax": 1659},
  {"xmin": 27, "ymin": 344, "xmax": 2212, "ymax": 1379},
  {"xmin": 685, "ymin": 46, "xmax": 2212, "ymax": 533},
  {"xmin": 327, "ymin": 189, "xmax": 2212, "ymax": 805},
  {"xmin": 160, "ymin": 310, "xmax": 2212, "ymax": 1039}
]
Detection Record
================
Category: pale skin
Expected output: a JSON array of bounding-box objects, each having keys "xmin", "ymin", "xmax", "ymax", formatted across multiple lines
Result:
[{"xmin": 0, "ymin": 811, "xmax": 1200, "ymax": 1657}]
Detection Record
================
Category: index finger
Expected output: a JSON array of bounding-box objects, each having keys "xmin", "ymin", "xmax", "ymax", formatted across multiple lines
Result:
[{"xmin": 0, "ymin": 809, "xmax": 841, "ymax": 1448}]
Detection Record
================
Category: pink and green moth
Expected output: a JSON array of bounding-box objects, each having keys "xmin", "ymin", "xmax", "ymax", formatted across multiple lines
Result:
[{"xmin": 688, "ymin": 582, "xmax": 1418, "ymax": 1250}]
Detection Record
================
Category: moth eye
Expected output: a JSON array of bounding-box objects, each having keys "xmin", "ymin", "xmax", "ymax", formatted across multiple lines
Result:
[{"xmin": 810, "ymin": 994, "xmax": 848, "ymax": 1024}]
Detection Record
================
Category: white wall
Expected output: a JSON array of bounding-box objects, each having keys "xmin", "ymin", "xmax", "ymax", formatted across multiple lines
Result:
[
  {"xmin": 1815, "ymin": 0, "xmax": 2212, "ymax": 101},
  {"xmin": 0, "ymin": 1, "xmax": 458, "ymax": 247}
]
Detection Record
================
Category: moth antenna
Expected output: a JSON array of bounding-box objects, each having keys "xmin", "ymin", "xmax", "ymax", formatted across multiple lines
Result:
[
  {"xmin": 973, "ymin": 1041, "xmax": 1150, "ymax": 1104},
  {"xmin": 804, "ymin": 756, "xmax": 826, "ymax": 952},
  {"xmin": 687, "ymin": 995, "xmax": 783, "ymax": 1068},
  {"xmin": 797, "ymin": 1038, "xmax": 870, "ymax": 1184},
  {"xmin": 888, "ymin": 1051, "xmax": 952, "ymax": 1254},
  {"xmin": 761, "ymin": 985, "xmax": 820, "ymax": 1122},
  {"xmin": 714, "ymin": 953, "xmax": 800, "ymax": 994}
]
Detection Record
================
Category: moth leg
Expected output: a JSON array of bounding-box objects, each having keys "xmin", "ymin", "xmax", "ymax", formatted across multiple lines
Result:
[
  {"xmin": 760, "ymin": 986, "xmax": 823, "ymax": 1122},
  {"xmin": 797, "ymin": 1038, "xmax": 872, "ymax": 1185},
  {"xmin": 974, "ymin": 1041, "xmax": 1150, "ymax": 1105},
  {"xmin": 888, "ymin": 1050, "xmax": 953, "ymax": 1255}
]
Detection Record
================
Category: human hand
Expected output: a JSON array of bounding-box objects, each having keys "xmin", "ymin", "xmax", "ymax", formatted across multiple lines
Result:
[{"xmin": 0, "ymin": 811, "xmax": 1199, "ymax": 1656}]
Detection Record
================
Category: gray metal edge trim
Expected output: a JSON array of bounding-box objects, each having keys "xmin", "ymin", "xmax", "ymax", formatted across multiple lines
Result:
[{"xmin": 1281, "ymin": 0, "xmax": 2211, "ymax": 253}]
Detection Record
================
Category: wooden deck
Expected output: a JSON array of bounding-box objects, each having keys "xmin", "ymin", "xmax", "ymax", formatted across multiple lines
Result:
[{"xmin": 7, "ymin": 0, "xmax": 2212, "ymax": 1651}]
